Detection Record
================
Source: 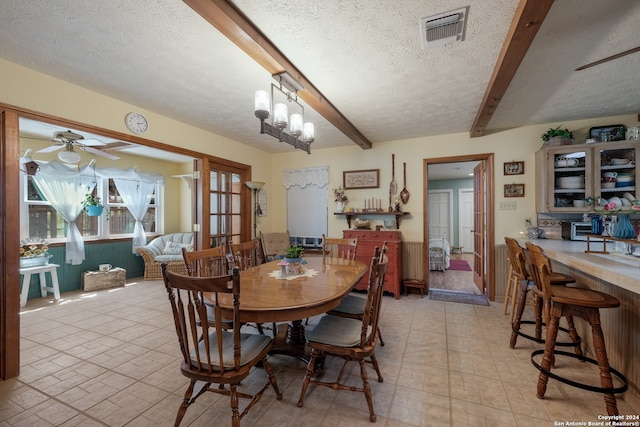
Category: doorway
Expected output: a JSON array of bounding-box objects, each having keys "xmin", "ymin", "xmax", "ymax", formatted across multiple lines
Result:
[{"xmin": 423, "ymin": 154, "xmax": 495, "ymax": 299}]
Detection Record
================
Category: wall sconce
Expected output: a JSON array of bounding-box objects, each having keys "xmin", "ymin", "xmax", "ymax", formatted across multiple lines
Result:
[
  {"xmin": 255, "ymin": 72, "xmax": 314, "ymax": 154},
  {"xmin": 245, "ymin": 181, "xmax": 265, "ymax": 239}
]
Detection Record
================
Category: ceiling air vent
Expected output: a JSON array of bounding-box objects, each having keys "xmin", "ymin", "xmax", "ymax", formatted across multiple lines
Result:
[{"xmin": 420, "ymin": 6, "xmax": 469, "ymax": 50}]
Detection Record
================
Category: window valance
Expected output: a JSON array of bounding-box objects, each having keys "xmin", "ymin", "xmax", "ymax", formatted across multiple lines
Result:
[{"xmin": 282, "ymin": 166, "xmax": 328, "ymax": 189}]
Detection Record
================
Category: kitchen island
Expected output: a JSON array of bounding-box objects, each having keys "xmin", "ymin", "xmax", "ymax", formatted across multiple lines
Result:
[{"xmin": 521, "ymin": 238, "xmax": 640, "ymax": 404}]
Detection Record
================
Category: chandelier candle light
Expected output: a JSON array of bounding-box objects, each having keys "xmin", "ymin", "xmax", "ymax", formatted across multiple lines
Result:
[{"xmin": 255, "ymin": 72, "xmax": 314, "ymax": 154}]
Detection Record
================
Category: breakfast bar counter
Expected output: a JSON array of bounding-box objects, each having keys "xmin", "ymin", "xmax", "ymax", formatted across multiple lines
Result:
[
  {"xmin": 519, "ymin": 238, "xmax": 640, "ymax": 403},
  {"xmin": 521, "ymin": 239, "xmax": 640, "ymax": 295}
]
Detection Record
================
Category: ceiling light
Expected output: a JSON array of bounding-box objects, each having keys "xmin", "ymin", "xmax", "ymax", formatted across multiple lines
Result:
[
  {"xmin": 255, "ymin": 72, "xmax": 314, "ymax": 154},
  {"xmin": 58, "ymin": 146, "xmax": 81, "ymax": 163}
]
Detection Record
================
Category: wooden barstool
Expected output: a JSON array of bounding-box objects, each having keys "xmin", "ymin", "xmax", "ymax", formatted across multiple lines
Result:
[
  {"xmin": 503, "ymin": 246, "xmax": 534, "ymax": 323},
  {"xmin": 530, "ymin": 260, "xmax": 627, "ymax": 415},
  {"xmin": 506, "ymin": 238, "xmax": 579, "ymax": 349}
]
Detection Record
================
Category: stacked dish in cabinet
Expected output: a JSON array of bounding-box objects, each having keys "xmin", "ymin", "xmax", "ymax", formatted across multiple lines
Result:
[
  {"xmin": 553, "ymin": 152, "xmax": 586, "ymax": 208},
  {"xmin": 598, "ymin": 146, "xmax": 635, "ymax": 203}
]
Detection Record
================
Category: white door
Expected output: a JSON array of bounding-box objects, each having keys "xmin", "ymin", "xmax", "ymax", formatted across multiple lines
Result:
[
  {"xmin": 458, "ymin": 188, "xmax": 474, "ymax": 252},
  {"xmin": 428, "ymin": 190, "xmax": 452, "ymax": 240}
]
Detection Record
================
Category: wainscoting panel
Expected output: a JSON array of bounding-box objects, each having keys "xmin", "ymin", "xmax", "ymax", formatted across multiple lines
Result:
[
  {"xmin": 403, "ymin": 241, "xmax": 424, "ymax": 280},
  {"xmin": 494, "ymin": 244, "xmax": 509, "ymax": 300},
  {"xmin": 21, "ymin": 240, "xmax": 145, "ymax": 301}
]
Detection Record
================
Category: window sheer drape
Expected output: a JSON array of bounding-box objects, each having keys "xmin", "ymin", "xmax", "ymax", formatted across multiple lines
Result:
[
  {"xmin": 98, "ymin": 167, "xmax": 162, "ymax": 254},
  {"xmin": 32, "ymin": 161, "xmax": 97, "ymax": 265}
]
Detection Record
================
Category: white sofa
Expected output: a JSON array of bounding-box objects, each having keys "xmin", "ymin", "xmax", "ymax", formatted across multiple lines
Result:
[{"xmin": 136, "ymin": 232, "xmax": 194, "ymax": 280}]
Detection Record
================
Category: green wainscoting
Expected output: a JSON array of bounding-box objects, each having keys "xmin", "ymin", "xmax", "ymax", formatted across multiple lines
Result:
[{"xmin": 20, "ymin": 240, "xmax": 145, "ymax": 302}]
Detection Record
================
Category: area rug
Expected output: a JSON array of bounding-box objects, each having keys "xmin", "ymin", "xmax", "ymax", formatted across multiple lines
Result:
[
  {"xmin": 449, "ymin": 259, "xmax": 472, "ymax": 271},
  {"xmin": 429, "ymin": 289, "xmax": 489, "ymax": 306}
]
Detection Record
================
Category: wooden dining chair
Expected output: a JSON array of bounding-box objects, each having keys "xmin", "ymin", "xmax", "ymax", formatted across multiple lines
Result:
[
  {"xmin": 259, "ymin": 230, "xmax": 291, "ymax": 262},
  {"xmin": 327, "ymin": 243, "xmax": 387, "ymax": 346},
  {"xmin": 297, "ymin": 248, "xmax": 388, "ymax": 422},
  {"xmin": 229, "ymin": 239, "xmax": 269, "ymax": 334},
  {"xmin": 229, "ymin": 239, "xmax": 262, "ymax": 270},
  {"xmin": 161, "ymin": 265, "xmax": 282, "ymax": 427},
  {"xmin": 321, "ymin": 234, "xmax": 358, "ymax": 261},
  {"xmin": 182, "ymin": 245, "xmax": 233, "ymax": 330},
  {"xmin": 303, "ymin": 234, "xmax": 359, "ymax": 326}
]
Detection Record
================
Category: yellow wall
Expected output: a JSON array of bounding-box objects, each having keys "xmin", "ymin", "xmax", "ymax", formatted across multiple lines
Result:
[
  {"xmin": 270, "ymin": 115, "xmax": 639, "ymax": 242},
  {"xmin": 3, "ymin": 58, "xmax": 638, "ymax": 242}
]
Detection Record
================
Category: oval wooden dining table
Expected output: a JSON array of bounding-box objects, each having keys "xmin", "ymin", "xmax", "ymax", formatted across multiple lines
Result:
[{"xmin": 207, "ymin": 256, "xmax": 369, "ymax": 361}]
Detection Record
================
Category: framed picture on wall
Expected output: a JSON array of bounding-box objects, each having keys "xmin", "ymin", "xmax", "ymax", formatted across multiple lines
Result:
[
  {"xmin": 504, "ymin": 183, "xmax": 525, "ymax": 197},
  {"xmin": 343, "ymin": 169, "xmax": 380, "ymax": 189},
  {"xmin": 504, "ymin": 161, "xmax": 524, "ymax": 175}
]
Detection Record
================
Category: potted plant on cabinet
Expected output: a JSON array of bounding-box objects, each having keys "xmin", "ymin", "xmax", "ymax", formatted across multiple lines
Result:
[
  {"xmin": 541, "ymin": 125, "xmax": 574, "ymax": 146},
  {"xmin": 82, "ymin": 193, "xmax": 104, "ymax": 216}
]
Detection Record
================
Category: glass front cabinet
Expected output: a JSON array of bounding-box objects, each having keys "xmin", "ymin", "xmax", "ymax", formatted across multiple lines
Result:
[{"xmin": 536, "ymin": 141, "xmax": 638, "ymax": 212}]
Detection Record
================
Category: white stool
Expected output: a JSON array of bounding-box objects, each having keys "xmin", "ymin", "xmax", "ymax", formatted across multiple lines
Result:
[{"xmin": 19, "ymin": 264, "xmax": 61, "ymax": 307}]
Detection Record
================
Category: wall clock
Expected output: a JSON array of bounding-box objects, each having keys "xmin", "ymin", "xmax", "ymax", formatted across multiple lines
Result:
[{"xmin": 125, "ymin": 112, "xmax": 149, "ymax": 134}]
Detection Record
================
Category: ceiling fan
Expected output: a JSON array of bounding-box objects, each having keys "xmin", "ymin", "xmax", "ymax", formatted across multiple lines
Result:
[{"xmin": 36, "ymin": 130, "xmax": 121, "ymax": 163}]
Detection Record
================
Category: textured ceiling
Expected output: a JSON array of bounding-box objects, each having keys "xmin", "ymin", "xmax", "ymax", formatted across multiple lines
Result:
[{"xmin": 1, "ymin": 0, "xmax": 639, "ymax": 156}]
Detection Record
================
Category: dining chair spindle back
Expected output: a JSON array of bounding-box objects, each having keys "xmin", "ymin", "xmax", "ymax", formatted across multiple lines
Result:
[
  {"xmin": 297, "ymin": 246, "xmax": 388, "ymax": 422},
  {"xmin": 161, "ymin": 265, "xmax": 282, "ymax": 427}
]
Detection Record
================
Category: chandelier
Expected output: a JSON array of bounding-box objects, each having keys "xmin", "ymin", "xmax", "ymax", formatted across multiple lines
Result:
[{"xmin": 254, "ymin": 72, "xmax": 314, "ymax": 154}]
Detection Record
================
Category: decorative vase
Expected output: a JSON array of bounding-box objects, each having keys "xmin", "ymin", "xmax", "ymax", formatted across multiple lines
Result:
[
  {"xmin": 86, "ymin": 205, "xmax": 104, "ymax": 216},
  {"xmin": 335, "ymin": 201, "xmax": 345, "ymax": 213},
  {"xmin": 284, "ymin": 257, "xmax": 303, "ymax": 275},
  {"xmin": 613, "ymin": 214, "xmax": 635, "ymax": 239}
]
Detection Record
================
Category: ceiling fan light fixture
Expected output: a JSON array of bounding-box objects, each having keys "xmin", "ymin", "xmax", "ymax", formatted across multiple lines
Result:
[{"xmin": 58, "ymin": 148, "xmax": 81, "ymax": 163}]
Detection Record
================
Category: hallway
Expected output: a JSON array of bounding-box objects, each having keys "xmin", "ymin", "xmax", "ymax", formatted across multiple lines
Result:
[{"xmin": 429, "ymin": 252, "xmax": 481, "ymax": 295}]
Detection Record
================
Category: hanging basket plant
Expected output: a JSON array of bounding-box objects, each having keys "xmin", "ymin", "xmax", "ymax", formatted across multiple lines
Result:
[{"xmin": 82, "ymin": 193, "xmax": 104, "ymax": 216}]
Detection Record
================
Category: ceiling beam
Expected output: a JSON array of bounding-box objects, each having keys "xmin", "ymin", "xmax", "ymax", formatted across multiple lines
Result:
[
  {"xmin": 184, "ymin": 0, "xmax": 372, "ymax": 150},
  {"xmin": 470, "ymin": 0, "xmax": 554, "ymax": 138}
]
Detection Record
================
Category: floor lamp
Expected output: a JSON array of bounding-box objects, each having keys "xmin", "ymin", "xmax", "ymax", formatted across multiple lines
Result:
[{"xmin": 245, "ymin": 181, "xmax": 265, "ymax": 239}]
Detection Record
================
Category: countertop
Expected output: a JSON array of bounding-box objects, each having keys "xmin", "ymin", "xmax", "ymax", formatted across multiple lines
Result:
[{"xmin": 519, "ymin": 239, "xmax": 640, "ymax": 295}]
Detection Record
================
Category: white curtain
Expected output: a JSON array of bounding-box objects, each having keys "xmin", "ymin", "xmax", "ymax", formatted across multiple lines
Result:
[
  {"xmin": 32, "ymin": 161, "xmax": 97, "ymax": 265},
  {"xmin": 98, "ymin": 167, "xmax": 162, "ymax": 254}
]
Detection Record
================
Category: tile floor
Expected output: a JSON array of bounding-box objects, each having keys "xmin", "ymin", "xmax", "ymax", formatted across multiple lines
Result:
[{"xmin": 1, "ymin": 278, "xmax": 638, "ymax": 426}]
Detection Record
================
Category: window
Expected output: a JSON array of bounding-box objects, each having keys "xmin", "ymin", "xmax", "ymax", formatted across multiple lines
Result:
[
  {"xmin": 287, "ymin": 185, "xmax": 327, "ymax": 249},
  {"xmin": 21, "ymin": 174, "xmax": 161, "ymax": 242},
  {"xmin": 283, "ymin": 166, "xmax": 329, "ymax": 249}
]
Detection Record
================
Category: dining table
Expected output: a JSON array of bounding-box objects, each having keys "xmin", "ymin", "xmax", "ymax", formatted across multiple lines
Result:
[{"xmin": 207, "ymin": 256, "xmax": 369, "ymax": 361}]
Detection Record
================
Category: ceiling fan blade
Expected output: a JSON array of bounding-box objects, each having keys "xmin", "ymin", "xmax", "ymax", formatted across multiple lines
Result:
[
  {"xmin": 82, "ymin": 146, "xmax": 121, "ymax": 160},
  {"xmin": 575, "ymin": 46, "xmax": 640, "ymax": 71},
  {"xmin": 36, "ymin": 145, "xmax": 64, "ymax": 153},
  {"xmin": 81, "ymin": 138, "xmax": 106, "ymax": 146}
]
